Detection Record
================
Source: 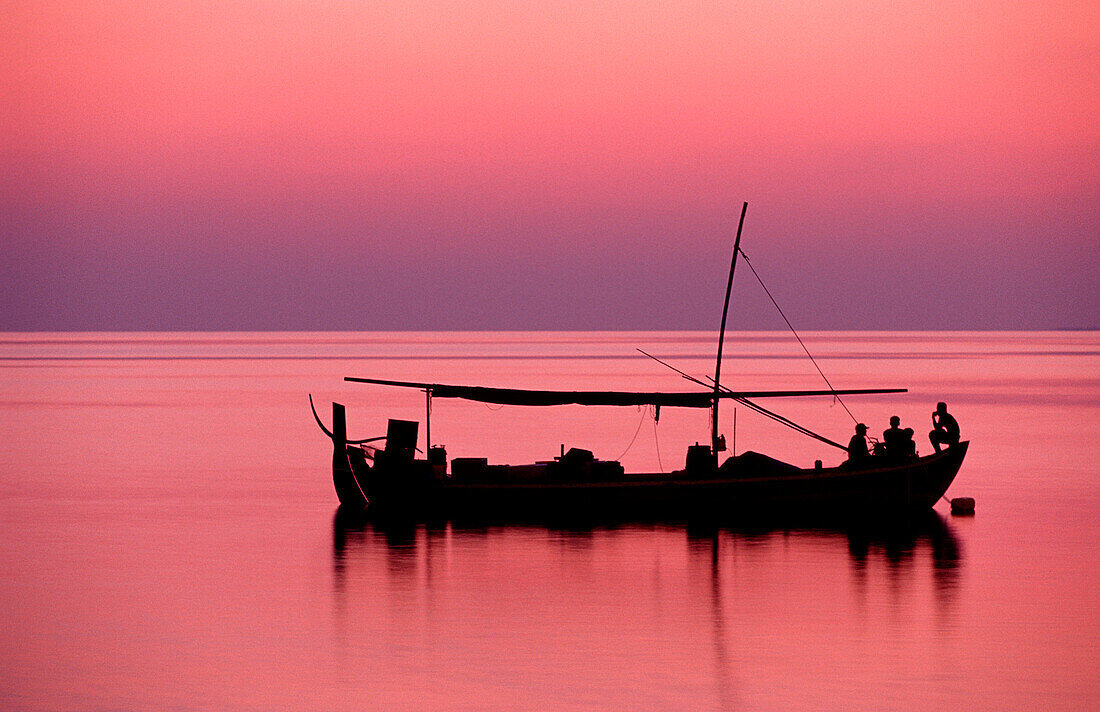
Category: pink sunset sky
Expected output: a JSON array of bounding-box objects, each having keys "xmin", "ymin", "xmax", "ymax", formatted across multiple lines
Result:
[{"xmin": 3, "ymin": 1, "xmax": 1097, "ymax": 330}]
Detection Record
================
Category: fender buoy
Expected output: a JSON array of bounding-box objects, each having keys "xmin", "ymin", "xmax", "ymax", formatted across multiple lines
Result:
[{"xmin": 950, "ymin": 497, "xmax": 975, "ymax": 515}]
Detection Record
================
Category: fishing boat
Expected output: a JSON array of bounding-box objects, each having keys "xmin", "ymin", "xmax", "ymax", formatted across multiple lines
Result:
[{"xmin": 313, "ymin": 203, "xmax": 967, "ymax": 517}]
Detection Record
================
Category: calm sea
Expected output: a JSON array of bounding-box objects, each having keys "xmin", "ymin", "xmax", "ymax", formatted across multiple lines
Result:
[{"xmin": 1, "ymin": 331, "xmax": 1097, "ymax": 711}]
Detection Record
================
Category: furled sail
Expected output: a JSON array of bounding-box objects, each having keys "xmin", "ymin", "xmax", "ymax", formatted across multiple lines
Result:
[{"xmin": 345, "ymin": 377, "xmax": 905, "ymax": 408}]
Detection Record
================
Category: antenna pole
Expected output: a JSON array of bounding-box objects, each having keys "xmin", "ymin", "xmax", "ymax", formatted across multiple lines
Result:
[{"xmin": 712, "ymin": 201, "xmax": 748, "ymax": 457}]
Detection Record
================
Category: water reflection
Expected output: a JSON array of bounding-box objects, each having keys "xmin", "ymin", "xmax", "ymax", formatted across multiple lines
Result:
[
  {"xmin": 847, "ymin": 511, "xmax": 962, "ymax": 590},
  {"xmin": 333, "ymin": 508, "xmax": 962, "ymax": 609},
  {"xmin": 330, "ymin": 509, "xmax": 962, "ymax": 708}
]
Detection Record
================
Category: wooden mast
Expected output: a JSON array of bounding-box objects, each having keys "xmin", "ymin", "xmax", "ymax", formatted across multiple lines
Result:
[{"xmin": 712, "ymin": 202, "xmax": 748, "ymax": 457}]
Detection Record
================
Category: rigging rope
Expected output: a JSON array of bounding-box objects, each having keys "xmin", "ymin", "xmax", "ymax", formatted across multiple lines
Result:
[
  {"xmin": 738, "ymin": 248, "xmax": 859, "ymax": 424},
  {"xmin": 734, "ymin": 397, "xmax": 847, "ymax": 451},
  {"xmin": 616, "ymin": 405, "xmax": 649, "ymax": 460},
  {"xmin": 653, "ymin": 415, "xmax": 664, "ymax": 472},
  {"xmin": 637, "ymin": 347, "xmax": 848, "ymax": 452},
  {"xmin": 615, "ymin": 402, "xmax": 665, "ymax": 470}
]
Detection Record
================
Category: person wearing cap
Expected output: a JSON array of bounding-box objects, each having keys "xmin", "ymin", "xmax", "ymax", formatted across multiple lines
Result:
[
  {"xmin": 930, "ymin": 402, "xmax": 960, "ymax": 452},
  {"xmin": 847, "ymin": 423, "xmax": 871, "ymax": 463},
  {"xmin": 883, "ymin": 415, "xmax": 916, "ymax": 457}
]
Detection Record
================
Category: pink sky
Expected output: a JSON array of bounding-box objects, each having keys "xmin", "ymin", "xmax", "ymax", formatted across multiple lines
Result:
[{"xmin": 3, "ymin": 1, "xmax": 1097, "ymax": 329}]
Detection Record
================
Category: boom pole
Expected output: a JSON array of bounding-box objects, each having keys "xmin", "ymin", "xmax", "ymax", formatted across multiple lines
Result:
[{"xmin": 712, "ymin": 202, "xmax": 748, "ymax": 457}]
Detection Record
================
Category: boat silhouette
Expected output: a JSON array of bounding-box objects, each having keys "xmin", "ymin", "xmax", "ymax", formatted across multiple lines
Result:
[{"xmin": 313, "ymin": 203, "xmax": 967, "ymax": 517}]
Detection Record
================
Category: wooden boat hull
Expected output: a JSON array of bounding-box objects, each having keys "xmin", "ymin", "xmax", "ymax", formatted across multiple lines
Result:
[{"xmin": 333, "ymin": 439, "xmax": 968, "ymax": 518}]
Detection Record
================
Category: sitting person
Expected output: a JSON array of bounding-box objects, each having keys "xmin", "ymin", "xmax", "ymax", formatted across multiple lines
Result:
[
  {"xmin": 883, "ymin": 415, "xmax": 916, "ymax": 457},
  {"xmin": 847, "ymin": 423, "xmax": 871, "ymax": 463},
  {"xmin": 929, "ymin": 402, "xmax": 960, "ymax": 452}
]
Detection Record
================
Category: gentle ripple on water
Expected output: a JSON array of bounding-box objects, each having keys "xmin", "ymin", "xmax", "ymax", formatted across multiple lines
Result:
[{"xmin": 0, "ymin": 331, "xmax": 1097, "ymax": 711}]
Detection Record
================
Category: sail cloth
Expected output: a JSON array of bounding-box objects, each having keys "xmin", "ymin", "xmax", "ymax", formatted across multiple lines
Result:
[{"xmin": 345, "ymin": 377, "xmax": 905, "ymax": 409}]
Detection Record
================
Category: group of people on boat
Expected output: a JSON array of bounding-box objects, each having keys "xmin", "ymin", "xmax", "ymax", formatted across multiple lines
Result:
[{"xmin": 847, "ymin": 402, "xmax": 959, "ymax": 463}]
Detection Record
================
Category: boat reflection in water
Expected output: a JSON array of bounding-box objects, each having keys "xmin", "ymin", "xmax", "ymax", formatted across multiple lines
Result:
[
  {"xmin": 333, "ymin": 507, "xmax": 961, "ymax": 581},
  {"xmin": 330, "ymin": 507, "xmax": 962, "ymax": 708}
]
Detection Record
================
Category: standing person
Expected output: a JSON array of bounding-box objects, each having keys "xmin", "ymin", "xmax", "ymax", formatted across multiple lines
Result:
[
  {"xmin": 847, "ymin": 423, "xmax": 870, "ymax": 463},
  {"xmin": 929, "ymin": 402, "xmax": 960, "ymax": 452}
]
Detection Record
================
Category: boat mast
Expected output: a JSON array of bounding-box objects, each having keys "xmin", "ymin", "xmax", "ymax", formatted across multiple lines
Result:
[{"xmin": 712, "ymin": 201, "xmax": 748, "ymax": 456}]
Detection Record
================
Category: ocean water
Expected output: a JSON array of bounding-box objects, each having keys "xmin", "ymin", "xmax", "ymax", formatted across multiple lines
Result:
[{"xmin": 0, "ymin": 331, "xmax": 1097, "ymax": 711}]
